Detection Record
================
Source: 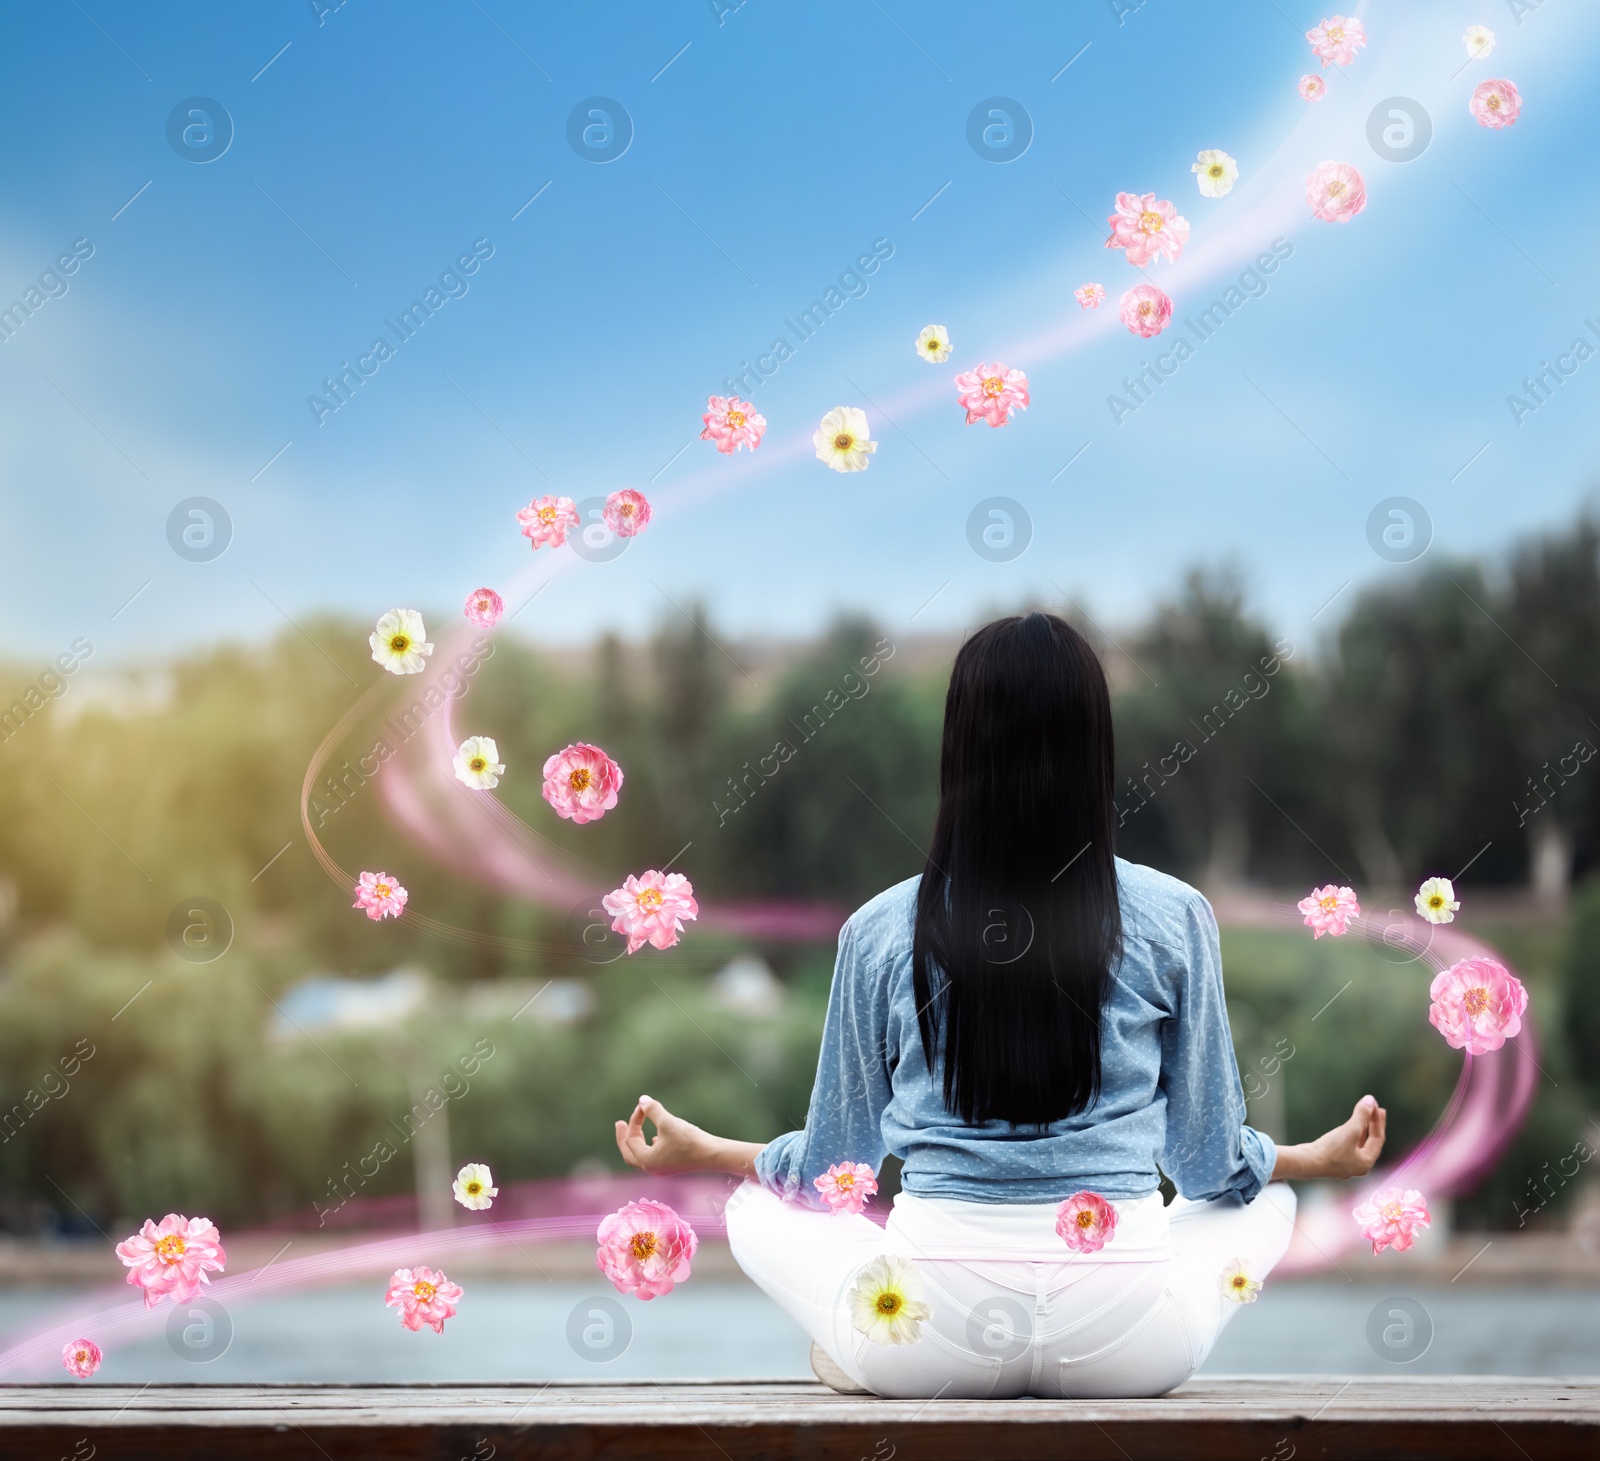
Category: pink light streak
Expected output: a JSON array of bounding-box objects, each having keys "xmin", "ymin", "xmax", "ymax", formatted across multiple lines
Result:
[
  {"xmin": 4, "ymin": 901, "xmax": 1538, "ymax": 1378},
  {"xmin": 1211, "ymin": 895, "xmax": 1541, "ymax": 1277}
]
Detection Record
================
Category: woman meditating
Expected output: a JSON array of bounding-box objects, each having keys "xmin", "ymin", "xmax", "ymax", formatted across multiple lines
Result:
[{"xmin": 615, "ymin": 611, "xmax": 1385, "ymax": 1399}]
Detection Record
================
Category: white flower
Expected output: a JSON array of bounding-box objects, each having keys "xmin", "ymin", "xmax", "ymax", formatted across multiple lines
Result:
[
  {"xmin": 848, "ymin": 1255, "xmax": 931, "ymax": 1345},
  {"xmin": 1463, "ymin": 25, "xmax": 1495, "ymax": 59},
  {"xmin": 452, "ymin": 1162, "xmax": 498, "ymax": 1211},
  {"xmin": 1414, "ymin": 876, "xmax": 1460, "ymax": 925},
  {"xmin": 1220, "ymin": 1257, "xmax": 1261, "ymax": 1304},
  {"xmin": 370, "ymin": 609, "xmax": 434, "ymax": 676},
  {"xmin": 914, "ymin": 324, "xmax": 951, "ymax": 363},
  {"xmin": 1192, "ymin": 149, "xmax": 1239, "ymax": 198},
  {"xmin": 453, "ymin": 736, "xmax": 505, "ymax": 790},
  {"xmin": 813, "ymin": 406, "xmax": 877, "ymax": 473}
]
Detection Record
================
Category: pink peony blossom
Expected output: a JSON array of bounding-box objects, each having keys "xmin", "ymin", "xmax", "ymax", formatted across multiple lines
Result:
[
  {"xmin": 596, "ymin": 1199, "xmax": 698, "ymax": 1299},
  {"xmin": 1105, "ymin": 192, "xmax": 1190, "ymax": 268},
  {"xmin": 1299, "ymin": 74, "xmax": 1327, "ymax": 102},
  {"xmin": 1306, "ymin": 14, "xmax": 1365, "ymax": 67},
  {"xmin": 353, "ymin": 870, "xmax": 408, "ymax": 921},
  {"xmin": 814, "ymin": 1162, "xmax": 879, "ymax": 1215},
  {"xmin": 603, "ymin": 870, "xmax": 699, "ymax": 954},
  {"xmin": 1118, "ymin": 284, "xmax": 1173, "ymax": 338},
  {"xmin": 115, "ymin": 1214, "xmax": 227, "ymax": 1310},
  {"xmin": 517, "ymin": 494, "xmax": 579, "ymax": 550},
  {"xmin": 603, "ymin": 489, "xmax": 652, "ymax": 538},
  {"xmin": 1306, "ymin": 161, "xmax": 1367, "ymax": 223},
  {"xmin": 1428, "ymin": 957, "xmax": 1528, "ymax": 1054},
  {"xmin": 1056, "ymin": 1191, "xmax": 1117, "ymax": 1254},
  {"xmin": 700, "ymin": 395, "xmax": 767, "ymax": 454},
  {"xmin": 1297, "ymin": 884, "xmax": 1359, "ymax": 938},
  {"xmin": 541, "ymin": 743, "xmax": 624, "ymax": 824},
  {"xmin": 62, "ymin": 1338, "xmax": 102, "ymax": 1379},
  {"xmin": 1352, "ymin": 1187, "xmax": 1431, "ymax": 1255},
  {"xmin": 1469, "ymin": 79, "xmax": 1522, "ymax": 129},
  {"xmin": 1075, "ymin": 282, "xmax": 1105, "ymax": 309},
  {"xmin": 954, "ymin": 363, "xmax": 1029, "ymax": 428},
  {"xmin": 385, "ymin": 1266, "xmax": 464, "ymax": 1333},
  {"xmin": 463, "ymin": 587, "xmax": 504, "ymax": 628}
]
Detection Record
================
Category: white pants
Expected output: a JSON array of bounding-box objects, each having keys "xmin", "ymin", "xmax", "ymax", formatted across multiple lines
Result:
[{"xmin": 726, "ymin": 1182, "xmax": 1296, "ymax": 1399}]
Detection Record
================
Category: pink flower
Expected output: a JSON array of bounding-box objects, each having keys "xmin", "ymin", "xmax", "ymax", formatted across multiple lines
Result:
[
  {"xmin": 1118, "ymin": 284, "xmax": 1173, "ymax": 338},
  {"xmin": 814, "ymin": 1162, "xmax": 879, "ymax": 1215},
  {"xmin": 1428, "ymin": 957, "xmax": 1528, "ymax": 1054},
  {"xmin": 541, "ymin": 743, "xmax": 624, "ymax": 824},
  {"xmin": 603, "ymin": 489, "xmax": 652, "ymax": 538},
  {"xmin": 516, "ymin": 494, "xmax": 579, "ymax": 550},
  {"xmin": 1299, "ymin": 74, "xmax": 1327, "ymax": 101},
  {"xmin": 61, "ymin": 1338, "xmax": 102, "ymax": 1379},
  {"xmin": 1297, "ymin": 884, "xmax": 1359, "ymax": 938},
  {"xmin": 1306, "ymin": 161, "xmax": 1367, "ymax": 223},
  {"xmin": 1470, "ymin": 79, "xmax": 1522, "ymax": 129},
  {"xmin": 353, "ymin": 870, "xmax": 408, "ymax": 921},
  {"xmin": 1306, "ymin": 14, "xmax": 1366, "ymax": 67},
  {"xmin": 1105, "ymin": 192, "xmax": 1190, "ymax": 267},
  {"xmin": 953, "ymin": 363, "xmax": 1029, "ymax": 428},
  {"xmin": 114, "ymin": 1214, "xmax": 227, "ymax": 1309},
  {"xmin": 700, "ymin": 394, "xmax": 766, "ymax": 454},
  {"xmin": 596, "ymin": 1199, "xmax": 698, "ymax": 1299},
  {"xmin": 385, "ymin": 1266, "xmax": 464, "ymax": 1333},
  {"xmin": 602, "ymin": 870, "xmax": 698, "ymax": 954},
  {"xmin": 1075, "ymin": 282, "xmax": 1105, "ymax": 309},
  {"xmin": 1056, "ymin": 1191, "xmax": 1117, "ymax": 1254},
  {"xmin": 463, "ymin": 587, "xmax": 503, "ymax": 627},
  {"xmin": 1352, "ymin": 1187, "xmax": 1431, "ymax": 1255}
]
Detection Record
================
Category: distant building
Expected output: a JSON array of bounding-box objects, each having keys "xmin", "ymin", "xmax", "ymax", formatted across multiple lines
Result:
[
  {"xmin": 464, "ymin": 977, "xmax": 594, "ymax": 1026},
  {"xmin": 269, "ymin": 968, "xmax": 429, "ymax": 1038},
  {"xmin": 710, "ymin": 955, "xmax": 784, "ymax": 1017}
]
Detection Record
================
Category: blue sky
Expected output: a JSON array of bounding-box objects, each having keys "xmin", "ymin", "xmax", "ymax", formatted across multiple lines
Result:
[{"xmin": 3, "ymin": 0, "xmax": 1597, "ymax": 666}]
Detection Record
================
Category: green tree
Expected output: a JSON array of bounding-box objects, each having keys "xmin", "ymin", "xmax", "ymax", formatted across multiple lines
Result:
[
  {"xmin": 1327, "ymin": 565, "xmax": 1522, "ymax": 890},
  {"xmin": 1562, "ymin": 877, "xmax": 1600, "ymax": 1109},
  {"xmin": 1502, "ymin": 513, "xmax": 1600, "ymax": 904},
  {"xmin": 1114, "ymin": 570, "xmax": 1324, "ymax": 887}
]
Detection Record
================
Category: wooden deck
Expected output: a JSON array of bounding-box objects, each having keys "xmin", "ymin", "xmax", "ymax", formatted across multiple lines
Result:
[{"xmin": 5, "ymin": 1376, "xmax": 1597, "ymax": 1459}]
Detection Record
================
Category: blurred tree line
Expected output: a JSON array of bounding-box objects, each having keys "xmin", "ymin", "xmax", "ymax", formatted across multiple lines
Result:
[{"xmin": 1, "ymin": 510, "xmax": 1598, "ymax": 1234}]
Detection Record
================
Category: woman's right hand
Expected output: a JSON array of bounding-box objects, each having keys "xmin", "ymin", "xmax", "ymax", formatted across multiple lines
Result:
[
  {"xmin": 613, "ymin": 1095, "xmax": 767, "ymax": 1178},
  {"xmin": 1271, "ymin": 1095, "xmax": 1386, "ymax": 1181},
  {"xmin": 614, "ymin": 1095, "xmax": 714, "ymax": 1174}
]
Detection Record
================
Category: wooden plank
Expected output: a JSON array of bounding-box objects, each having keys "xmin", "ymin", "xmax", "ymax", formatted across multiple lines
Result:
[{"xmin": 4, "ymin": 1377, "xmax": 1597, "ymax": 1460}]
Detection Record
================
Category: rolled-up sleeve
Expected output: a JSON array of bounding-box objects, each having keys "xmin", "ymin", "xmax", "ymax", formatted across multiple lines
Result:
[
  {"xmin": 754, "ymin": 918, "xmax": 894, "ymax": 1208},
  {"xmin": 1158, "ymin": 893, "xmax": 1277, "ymax": 1202}
]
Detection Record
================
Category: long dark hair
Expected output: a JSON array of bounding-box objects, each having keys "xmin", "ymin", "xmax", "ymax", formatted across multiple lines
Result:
[{"xmin": 912, "ymin": 612, "xmax": 1122, "ymax": 1127}]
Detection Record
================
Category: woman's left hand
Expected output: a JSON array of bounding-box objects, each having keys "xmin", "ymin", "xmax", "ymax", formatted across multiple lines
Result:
[{"xmin": 1271, "ymin": 1094, "xmax": 1387, "ymax": 1181}]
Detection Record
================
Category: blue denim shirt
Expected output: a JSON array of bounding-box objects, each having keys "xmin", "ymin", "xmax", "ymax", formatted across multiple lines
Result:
[{"xmin": 756, "ymin": 859, "xmax": 1276, "ymax": 1208}]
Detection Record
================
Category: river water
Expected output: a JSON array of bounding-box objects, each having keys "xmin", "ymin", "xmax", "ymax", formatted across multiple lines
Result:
[{"xmin": 8, "ymin": 1281, "xmax": 1598, "ymax": 1382}]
